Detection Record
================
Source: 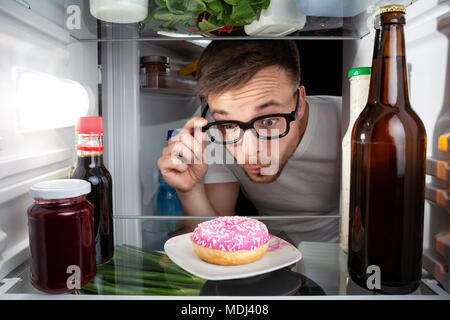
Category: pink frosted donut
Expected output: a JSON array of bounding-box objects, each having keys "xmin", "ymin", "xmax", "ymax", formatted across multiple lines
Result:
[{"xmin": 190, "ymin": 216, "xmax": 270, "ymax": 265}]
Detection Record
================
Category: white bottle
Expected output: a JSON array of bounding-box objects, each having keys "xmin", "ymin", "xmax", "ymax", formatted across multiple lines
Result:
[
  {"xmin": 89, "ymin": 0, "xmax": 149, "ymax": 24},
  {"xmin": 340, "ymin": 67, "xmax": 371, "ymax": 253}
]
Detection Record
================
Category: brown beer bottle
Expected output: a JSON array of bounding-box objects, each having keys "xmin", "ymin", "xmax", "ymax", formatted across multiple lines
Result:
[{"xmin": 348, "ymin": 5, "xmax": 427, "ymax": 294}]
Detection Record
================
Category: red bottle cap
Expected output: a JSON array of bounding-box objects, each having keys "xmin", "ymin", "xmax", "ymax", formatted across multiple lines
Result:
[{"xmin": 76, "ymin": 116, "xmax": 103, "ymax": 134}]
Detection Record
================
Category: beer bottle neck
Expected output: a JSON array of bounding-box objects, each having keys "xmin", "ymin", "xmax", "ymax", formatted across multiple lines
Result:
[{"xmin": 368, "ymin": 13, "xmax": 410, "ymax": 108}]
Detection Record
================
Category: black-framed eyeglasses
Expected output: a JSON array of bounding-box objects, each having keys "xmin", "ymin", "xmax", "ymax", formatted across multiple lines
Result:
[{"xmin": 201, "ymin": 88, "xmax": 300, "ymax": 145}]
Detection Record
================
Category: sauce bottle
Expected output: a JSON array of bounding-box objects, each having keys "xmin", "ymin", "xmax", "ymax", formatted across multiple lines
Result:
[
  {"xmin": 70, "ymin": 116, "xmax": 114, "ymax": 265},
  {"xmin": 348, "ymin": 5, "xmax": 427, "ymax": 294}
]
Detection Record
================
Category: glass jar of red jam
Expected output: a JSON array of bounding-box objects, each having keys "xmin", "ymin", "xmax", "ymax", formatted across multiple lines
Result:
[{"xmin": 27, "ymin": 179, "xmax": 97, "ymax": 294}]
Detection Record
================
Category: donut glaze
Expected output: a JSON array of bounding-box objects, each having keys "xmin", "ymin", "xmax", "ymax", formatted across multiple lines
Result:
[{"xmin": 191, "ymin": 216, "xmax": 270, "ymax": 252}]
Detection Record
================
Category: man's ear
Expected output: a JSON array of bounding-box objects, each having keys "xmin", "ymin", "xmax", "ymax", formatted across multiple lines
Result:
[
  {"xmin": 298, "ymin": 86, "xmax": 307, "ymax": 119},
  {"xmin": 299, "ymin": 85, "xmax": 306, "ymax": 99}
]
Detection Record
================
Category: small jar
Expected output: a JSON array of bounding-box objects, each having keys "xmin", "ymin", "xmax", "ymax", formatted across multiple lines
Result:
[
  {"xmin": 27, "ymin": 179, "xmax": 96, "ymax": 293},
  {"xmin": 140, "ymin": 55, "xmax": 170, "ymax": 88}
]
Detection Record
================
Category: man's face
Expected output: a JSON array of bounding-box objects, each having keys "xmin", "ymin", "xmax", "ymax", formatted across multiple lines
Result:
[{"xmin": 207, "ymin": 65, "xmax": 307, "ymax": 183}]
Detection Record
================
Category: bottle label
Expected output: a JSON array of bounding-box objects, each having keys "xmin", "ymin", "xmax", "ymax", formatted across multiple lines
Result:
[{"xmin": 76, "ymin": 145, "xmax": 104, "ymax": 152}]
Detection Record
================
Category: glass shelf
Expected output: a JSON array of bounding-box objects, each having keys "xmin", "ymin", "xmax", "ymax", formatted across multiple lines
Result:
[
  {"xmin": 2, "ymin": 217, "xmax": 448, "ymax": 298},
  {"xmin": 23, "ymin": 0, "xmax": 418, "ymax": 42}
]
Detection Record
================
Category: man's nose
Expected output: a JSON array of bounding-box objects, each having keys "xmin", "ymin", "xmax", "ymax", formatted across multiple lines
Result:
[{"xmin": 241, "ymin": 129, "xmax": 259, "ymax": 163}]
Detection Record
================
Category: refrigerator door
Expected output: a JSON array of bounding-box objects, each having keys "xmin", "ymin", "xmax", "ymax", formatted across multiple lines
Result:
[{"xmin": 0, "ymin": 0, "xmax": 98, "ymax": 279}]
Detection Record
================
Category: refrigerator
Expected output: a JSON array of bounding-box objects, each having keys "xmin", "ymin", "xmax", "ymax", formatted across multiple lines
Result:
[{"xmin": 0, "ymin": 0, "xmax": 449, "ymax": 299}]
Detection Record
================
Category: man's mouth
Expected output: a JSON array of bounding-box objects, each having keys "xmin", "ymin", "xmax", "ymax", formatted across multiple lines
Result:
[{"xmin": 244, "ymin": 165, "xmax": 271, "ymax": 174}]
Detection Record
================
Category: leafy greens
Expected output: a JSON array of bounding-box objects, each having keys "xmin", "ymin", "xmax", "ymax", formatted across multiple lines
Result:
[{"xmin": 143, "ymin": 0, "xmax": 271, "ymax": 33}]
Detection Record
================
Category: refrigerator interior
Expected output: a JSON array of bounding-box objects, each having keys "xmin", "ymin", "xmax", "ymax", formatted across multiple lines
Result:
[{"xmin": 0, "ymin": 0, "xmax": 448, "ymax": 295}]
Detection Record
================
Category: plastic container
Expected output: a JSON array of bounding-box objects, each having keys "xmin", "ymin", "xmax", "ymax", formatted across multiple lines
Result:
[
  {"xmin": 89, "ymin": 0, "xmax": 149, "ymax": 24},
  {"xmin": 295, "ymin": 0, "xmax": 380, "ymax": 17},
  {"xmin": 156, "ymin": 171, "xmax": 183, "ymax": 219},
  {"xmin": 27, "ymin": 179, "xmax": 96, "ymax": 294},
  {"xmin": 339, "ymin": 67, "xmax": 371, "ymax": 253},
  {"xmin": 245, "ymin": 0, "xmax": 307, "ymax": 37},
  {"xmin": 156, "ymin": 130, "xmax": 183, "ymax": 224},
  {"xmin": 143, "ymin": 130, "xmax": 183, "ymax": 250}
]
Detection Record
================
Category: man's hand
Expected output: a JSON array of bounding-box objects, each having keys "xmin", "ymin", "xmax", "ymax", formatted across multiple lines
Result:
[{"xmin": 157, "ymin": 116, "xmax": 208, "ymax": 193}]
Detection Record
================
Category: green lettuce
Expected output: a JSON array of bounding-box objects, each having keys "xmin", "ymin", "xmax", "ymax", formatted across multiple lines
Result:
[{"xmin": 144, "ymin": 0, "xmax": 271, "ymax": 33}]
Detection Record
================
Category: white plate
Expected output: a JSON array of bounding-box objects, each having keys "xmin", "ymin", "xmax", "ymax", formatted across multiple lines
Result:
[{"xmin": 164, "ymin": 233, "xmax": 302, "ymax": 280}]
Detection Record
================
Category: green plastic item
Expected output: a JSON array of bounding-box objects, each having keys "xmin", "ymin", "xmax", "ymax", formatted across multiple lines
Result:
[{"xmin": 348, "ymin": 67, "xmax": 371, "ymax": 79}]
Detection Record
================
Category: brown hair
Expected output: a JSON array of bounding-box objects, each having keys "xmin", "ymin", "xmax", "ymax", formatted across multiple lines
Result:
[{"xmin": 195, "ymin": 40, "xmax": 300, "ymax": 100}]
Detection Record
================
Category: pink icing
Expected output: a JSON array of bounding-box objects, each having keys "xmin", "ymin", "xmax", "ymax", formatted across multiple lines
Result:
[{"xmin": 190, "ymin": 216, "xmax": 270, "ymax": 252}]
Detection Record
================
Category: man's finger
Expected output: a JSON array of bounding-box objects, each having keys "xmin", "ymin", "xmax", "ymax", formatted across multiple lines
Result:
[
  {"xmin": 170, "ymin": 142, "xmax": 196, "ymax": 165},
  {"xmin": 169, "ymin": 130, "xmax": 203, "ymax": 163},
  {"xmin": 183, "ymin": 116, "xmax": 208, "ymax": 132},
  {"xmin": 158, "ymin": 155, "xmax": 188, "ymax": 173}
]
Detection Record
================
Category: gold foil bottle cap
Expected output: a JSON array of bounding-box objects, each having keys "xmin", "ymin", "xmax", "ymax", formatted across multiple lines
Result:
[{"xmin": 375, "ymin": 4, "xmax": 406, "ymax": 16}]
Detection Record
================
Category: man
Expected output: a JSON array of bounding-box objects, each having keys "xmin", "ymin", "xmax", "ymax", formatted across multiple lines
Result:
[{"xmin": 157, "ymin": 41, "xmax": 342, "ymax": 245}]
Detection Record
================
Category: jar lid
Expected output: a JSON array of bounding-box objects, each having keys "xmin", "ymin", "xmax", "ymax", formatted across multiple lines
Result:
[
  {"xmin": 77, "ymin": 116, "xmax": 103, "ymax": 134},
  {"xmin": 29, "ymin": 179, "xmax": 91, "ymax": 200},
  {"xmin": 141, "ymin": 56, "xmax": 170, "ymax": 64},
  {"xmin": 348, "ymin": 67, "xmax": 371, "ymax": 79},
  {"xmin": 375, "ymin": 4, "xmax": 406, "ymax": 16}
]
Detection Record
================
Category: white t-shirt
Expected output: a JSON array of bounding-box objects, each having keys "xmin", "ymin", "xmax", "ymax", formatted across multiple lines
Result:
[{"xmin": 203, "ymin": 96, "xmax": 343, "ymax": 246}]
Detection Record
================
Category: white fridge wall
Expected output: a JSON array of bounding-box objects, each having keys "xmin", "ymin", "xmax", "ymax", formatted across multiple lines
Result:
[
  {"xmin": 140, "ymin": 94, "xmax": 200, "ymax": 214},
  {"xmin": 343, "ymin": 0, "xmax": 450, "ymax": 253},
  {"xmin": 101, "ymin": 34, "xmax": 202, "ymax": 247},
  {"xmin": 101, "ymin": 35, "xmax": 142, "ymax": 247},
  {"xmin": 0, "ymin": 0, "xmax": 98, "ymax": 279},
  {"xmin": 138, "ymin": 42, "xmax": 202, "ymax": 215}
]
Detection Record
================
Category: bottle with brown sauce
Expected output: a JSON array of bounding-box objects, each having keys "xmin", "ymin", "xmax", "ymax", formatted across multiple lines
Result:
[{"xmin": 71, "ymin": 116, "xmax": 114, "ymax": 265}]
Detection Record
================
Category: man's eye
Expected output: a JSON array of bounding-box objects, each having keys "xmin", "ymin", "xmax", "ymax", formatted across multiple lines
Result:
[
  {"xmin": 262, "ymin": 118, "xmax": 278, "ymax": 127},
  {"xmin": 219, "ymin": 124, "xmax": 237, "ymax": 132}
]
